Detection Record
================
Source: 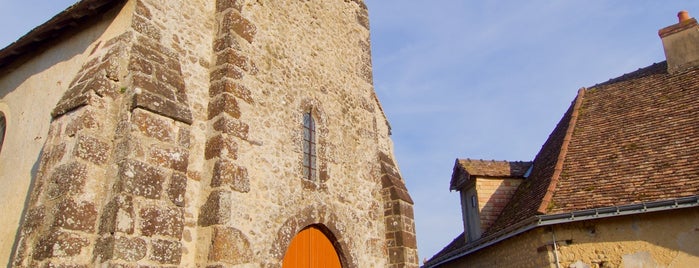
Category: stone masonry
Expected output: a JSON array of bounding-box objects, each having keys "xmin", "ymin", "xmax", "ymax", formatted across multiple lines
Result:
[{"xmin": 8, "ymin": 0, "xmax": 418, "ymax": 267}]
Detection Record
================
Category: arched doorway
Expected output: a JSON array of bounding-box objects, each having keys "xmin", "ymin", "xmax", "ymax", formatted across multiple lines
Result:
[{"xmin": 282, "ymin": 226, "xmax": 341, "ymax": 268}]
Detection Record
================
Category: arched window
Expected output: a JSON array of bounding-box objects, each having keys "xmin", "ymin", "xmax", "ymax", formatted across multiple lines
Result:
[
  {"xmin": 302, "ymin": 112, "xmax": 317, "ymax": 180},
  {"xmin": 0, "ymin": 113, "xmax": 5, "ymax": 154}
]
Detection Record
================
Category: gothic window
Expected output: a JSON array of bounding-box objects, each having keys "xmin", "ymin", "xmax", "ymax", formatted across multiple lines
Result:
[
  {"xmin": 0, "ymin": 113, "xmax": 5, "ymax": 154},
  {"xmin": 302, "ymin": 112, "xmax": 317, "ymax": 180}
]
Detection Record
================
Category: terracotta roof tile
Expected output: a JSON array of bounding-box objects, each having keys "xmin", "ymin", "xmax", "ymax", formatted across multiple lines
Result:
[
  {"xmin": 449, "ymin": 159, "xmax": 531, "ymax": 190},
  {"xmin": 429, "ymin": 61, "xmax": 699, "ymax": 265}
]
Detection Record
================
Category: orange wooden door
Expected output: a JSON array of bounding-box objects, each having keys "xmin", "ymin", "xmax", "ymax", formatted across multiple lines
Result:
[{"xmin": 282, "ymin": 226, "xmax": 341, "ymax": 268}]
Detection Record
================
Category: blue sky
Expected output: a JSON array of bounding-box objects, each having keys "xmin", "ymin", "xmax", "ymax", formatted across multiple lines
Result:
[{"xmin": 2, "ymin": 0, "xmax": 699, "ymax": 263}]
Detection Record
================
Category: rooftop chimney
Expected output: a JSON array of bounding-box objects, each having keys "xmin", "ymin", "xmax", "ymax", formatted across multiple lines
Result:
[{"xmin": 659, "ymin": 11, "xmax": 699, "ymax": 73}]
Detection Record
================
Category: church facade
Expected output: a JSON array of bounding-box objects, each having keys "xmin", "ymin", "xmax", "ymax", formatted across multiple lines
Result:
[{"xmin": 0, "ymin": 0, "xmax": 418, "ymax": 267}]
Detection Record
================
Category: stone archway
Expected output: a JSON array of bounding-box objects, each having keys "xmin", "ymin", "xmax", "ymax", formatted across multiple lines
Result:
[
  {"xmin": 282, "ymin": 225, "xmax": 341, "ymax": 267},
  {"xmin": 267, "ymin": 205, "xmax": 356, "ymax": 268}
]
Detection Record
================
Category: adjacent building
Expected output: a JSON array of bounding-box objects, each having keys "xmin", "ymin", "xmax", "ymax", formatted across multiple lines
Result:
[{"xmin": 425, "ymin": 11, "xmax": 699, "ymax": 268}]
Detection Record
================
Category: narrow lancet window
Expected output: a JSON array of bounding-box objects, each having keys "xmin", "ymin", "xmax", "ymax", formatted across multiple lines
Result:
[
  {"xmin": 0, "ymin": 113, "xmax": 5, "ymax": 154},
  {"xmin": 302, "ymin": 112, "xmax": 317, "ymax": 180}
]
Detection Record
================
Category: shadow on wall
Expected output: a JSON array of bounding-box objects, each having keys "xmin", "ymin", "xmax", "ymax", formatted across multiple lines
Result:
[{"xmin": 3, "ymin": 2, "xmax": 126, "ymax": 267}]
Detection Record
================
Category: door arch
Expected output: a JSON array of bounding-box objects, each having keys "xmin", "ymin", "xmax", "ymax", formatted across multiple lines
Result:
[{"xmin": 282, "ymin": 225, "xmax": 342, "ymax": 268}]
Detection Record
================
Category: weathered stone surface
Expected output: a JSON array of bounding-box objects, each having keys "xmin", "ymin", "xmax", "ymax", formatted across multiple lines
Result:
[
  {"xmin": 208, "ymin": 226, "xmax": 251, "ymax": 264},
  {"xmin": 117, "ymin": 160, "xmax": 166, "ymax": 199},
  {"xmin": 150, "ymin": 239, "xmax": 181, "ymax": 264},
  {"xmin": 205, "ymin": 134, "xmax": 238, "ymax": 160},
  {"xmin": 47, "ymin": 162, "xmax": 89, "ymax": 199},
  {"xmin": 133, "ymin": 91, "xmax": 193, "ymax": 124},
  {"xmin": 33, "ymin": 230, "xmax": 89, "ymax": 260},
  {"xmin": 132, "ymin": 108, "xmax": 176, "ymax": 142},
  {"xmin": 39, "ymin": 143, "xmax": 67, "ymax": 173},
  {"xmin": 139, "ymin": 206, "xmax": 184, "ymax": 238},
  {"xmin": 209, "ymin": 64, "xmax": 243, "ymax": 83},
  {"xmin": 95, "ymin": 236, "xmax": 147, "ymax": 262},
  {"xmin": 212, "ymin": 159, "xmax": 249, "ymax": 193},
  {"xmin": 53, "ymin": 199, "xmax": 98, "ymax": 232},
  {"xmin": 73, "ymin": 135, "xmax": 110, "ymax": 165},
  {"xmin": 216, "ymin": 0, "xmax": 243, "ymax": 12},
  {"xmin": 168, "ymin": 172, "xmax": 187, "ymax": 207},
  {"xmin": 208, "ymin": 93, "xmax": 241, "ymax": 120},
  {"xmin": 220, "ymin": 9, "xmax": 256, "ymax": 43},
  {"xmin": 148, "ymin": 145, "xmax": 189, "ymax": 172},
  {"xmin": 65, "ymin": 109, "xmax": 101, "ymax": 137},
  {"xmin": 209, "ymin": 79, "xmax": 253, "ymax": 104},
  {"xmin": 99, "ymin": 194, "xmax": 135, "ymax": 235},
  {"xmin": 132, "ymin": 14, "xmax": 162, "ymax": 41},
  {"xmin": 198, "ymin": 190, "xmax": 232, "ymax": 227},
  {"xmin": 213, "ymin": 115, "xmax": 249, "ymax": 140}
]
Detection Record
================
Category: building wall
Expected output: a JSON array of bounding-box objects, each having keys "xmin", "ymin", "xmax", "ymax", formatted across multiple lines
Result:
[
  {"xmin": 440, "ymin": 207, "xmax": 699, "ymax": 268},
  {"xmin": 0, "ymin": 2, "xmax": 133, "ymax": 264},
  {"xmin": 4, "ymin": 0, "xmax": 417, "ymax": 267},
  {"xmin": 475, "ymin": 177, "xmax": 522, "ymax": 232},
  {"xmin": 554, "ymin": 207, "xmax": 699, "ymax": 268},
  {"xmin": 440, "ymin": 227, "xmax": 554, "ymax": 268}
]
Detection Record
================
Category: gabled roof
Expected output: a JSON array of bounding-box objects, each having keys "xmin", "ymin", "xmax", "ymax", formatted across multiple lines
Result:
[
  {"xmin": 427, "ymin": 60, "xmax": 699, "ymax": 266},
  {"xmin": 0, "ymin": 0, "xmax": 123, "ymax": 70},
  {"xmin": 449, "ymin": 159, "xmax": 531, "ymax": 190}
]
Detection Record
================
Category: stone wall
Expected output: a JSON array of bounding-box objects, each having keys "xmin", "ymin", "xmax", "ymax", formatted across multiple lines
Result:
[
  {"xmin": 554, "ymin": 207, "xmax": 699, "ymax": 268},
  {"xmin": 4, "ymin": 0, "xmax": 417, "ymax": 267},
  {"xmin": 439, "ymin": 207, "xmax": 699, "ymax": 268}
]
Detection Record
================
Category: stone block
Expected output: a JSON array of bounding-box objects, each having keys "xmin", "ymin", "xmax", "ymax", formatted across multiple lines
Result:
[
  {"xmin": 65, "ymin": 108, "xmax": 102, "ymax": 137},
  {"xmin": 221, "ymin": 10, "xmax": 256, "ymax": 43},
  {"xmin": 150, "ymin": 239, "xmax": 182, "ymax": 264},
  {"xmin": 39, "ymin": 143, "xmax": 67, "ymax": 173},
  {"xmin": 47, "ymin": 162, "xmax": 89, "ymax": 199},
  {"xmin": 117, "ymin": 159, "xmax": 166, "ymax": 199},
  {"xmin": 73, "ymin": 135, "xmax": 110, "ymax": 165},
  {"xmin": 208, "ymin": 93, "xmax": 241, "ymax": 120},
  {"xmin": 177, "ymin": 128, "xmax": 191, "ymax": 148},
  {"xmin": 149, "ymin": 145, "xmax": 189, "ymax": 172},
  {"xmin": 95, "ymin": 236, "xmax": 147, "ymax": 262},
  {"xmin": 132, "ymin": 108, "xmax": 176, "ymax": 143},
  {"xmin": 132, "ymin": 14, "xmax": 162, "ymax": 41},
  {"xmin": 198, "ymin": 190, "xmax": 232, "ymax": 226},
  {"xmin": 132, "ymin": 73, "xmax": 177, "ymax": 102},
  {"xmin": 168, "ymin": 172, "xmax": 188, "ymax": 207},
  {"xmin": 99, "ymin": 194, "xmax": 135, "ymax": 235},
  {"xmin": 53, "ymin": 199, "xmax": 98, "ymax": 232},
  {"xmin": 139, "ymin": 206, "xmax": 184, "ymax": 238},
  {"xmin": 216, "ymin": 0, "xmax": 243, "ymax": 12},
  {"xmin": 213, "ymin": 33, "xmax": 241, "ymax": 52},
  {"xmin": 133, "ymin": 91, "xmax": 193, "ymax": 125},
  {"xmin": 205, "ymin": 134, "xmax": 238, "ymax": 160},
  {"xmin": 209, "ymin": 79, "xmax": 253, "ymax": 104},
  {"xmin": 216, "ymin": 48, "xmax": 250, "ymax": 72},
  {"xmin": 33, "ymin": 230, "xmax": 89, "ymax": 261},
  {"xmin": 208, "ymin": 226, "xmax": 252, "ymax": 264},
  {"xmin": 213, "ymin": 115, "xmax": 249, "ymax": 140},
  {"xmin": 212, "ymin": 159, "xmax": 249, "ymax": 193},
  {"xmin": 210, "ymin": 63, "xmax": 243, "ymax": 82}
]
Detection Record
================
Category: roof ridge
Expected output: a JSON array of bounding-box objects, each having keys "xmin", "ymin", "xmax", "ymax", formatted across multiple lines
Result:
[{"xmin": 536, "ymin": 87, "xmax": 586, "ymax": 214}]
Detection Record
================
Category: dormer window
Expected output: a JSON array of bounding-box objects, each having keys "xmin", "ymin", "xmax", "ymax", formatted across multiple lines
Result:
[{"xmin": 302, "ymin": 112, "xmax": 317, "ymax": 181}]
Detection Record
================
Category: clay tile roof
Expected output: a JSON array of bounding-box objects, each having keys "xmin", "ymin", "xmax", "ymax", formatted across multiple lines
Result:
[
  {"xmin": 449, "ymin": 159, "xmax": 531, "ymax": 190},
  {"xmin": 488, "ymin": 60, "xmax": 699, "ymax": 235},
  {"xmin": 429, "ymin": 61, "xmax": 699, "ymax": 265},
  {"xmin": 0, "ymin": 0, "xmax": 123, "ymax": 70}
]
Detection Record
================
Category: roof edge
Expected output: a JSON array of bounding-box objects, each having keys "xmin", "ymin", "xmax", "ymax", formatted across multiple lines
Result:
[
  {"xmin": 0, "ymin": 0, "xmax": 125, "ymax": 69},
  {"xmin": 536, "ymin": 87, "xmax": 586, "ymax": 214},
  {"xmin": 424, "ymin": 195, "xmax": 699, "ymax": 267}
]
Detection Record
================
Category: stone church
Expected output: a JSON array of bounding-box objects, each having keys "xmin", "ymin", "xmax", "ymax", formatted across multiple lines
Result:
[{"xmin": 0, "ymin": 0, "xmax": 418, "ymax": 267}]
